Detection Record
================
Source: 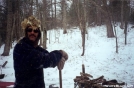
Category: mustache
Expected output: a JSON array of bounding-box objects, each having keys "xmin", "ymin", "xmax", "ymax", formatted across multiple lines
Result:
[{"xmin": 29, "ymin": 34, "xmax": 36, "ymax": 37}]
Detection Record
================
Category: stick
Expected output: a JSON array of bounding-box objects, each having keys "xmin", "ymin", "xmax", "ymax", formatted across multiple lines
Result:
[
  {"xmin": 82, "ymin": 64, "xmax": 85, "ymax": 73},
  {"xmin": 2, "ymin": 61, "xmax": 8, "ymax": 68},
  {"xmin": 59, "ymin": 70, "xmax": 62, "ymax": 88}
]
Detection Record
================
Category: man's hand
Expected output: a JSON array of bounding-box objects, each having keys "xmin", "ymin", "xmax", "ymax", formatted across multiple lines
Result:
[
  {"xmin": 59, "ymin": 50, "xmax": 68, "ymax": 61},
  {"xmin": 57, "ymin": 50, "xmax": 68, "ymax": 70},
  {"xmin": 57, "ymin": 57, "xmax": 66, "ymax": 70}
]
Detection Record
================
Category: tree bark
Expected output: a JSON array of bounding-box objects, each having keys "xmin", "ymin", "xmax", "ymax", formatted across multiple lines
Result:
[
  {"xmin": 81, "ymin": 0, "xmax": 86, "ymax": 56},
  {"xmin": 120, "ymin": 0, "xmax": 124, "ymax": 29},
  {"xmin": 15, "ymin": 0, "xmax": 21, "ymax": 40},
  {"xmin": 1, "ymin": 0, "xmax": 12, "ymax": 56},
  {"xmin": 89, "ymin": 0, "xmax": 115, "ymax": 38},
  {"xmin": 42, "ymin": 0, "xmax": 47, "ymax": 49},
  {"xmin": 96, "ymin": 0, "xmax": 102, "ymax": 26},
  {"xmin": 54, "ymin": 0, "xmax": 57, "ymax": 29},
  {"xmin": 62, "ymin": 0, "xmax": 67, "ymax": 34},
  {"xmin": 103, "ymin": 0, "xmax": 114, "ymax": 38},
  {"xmin": 124, "ymin": 1, "xmax": 130, "ymax": 45},
  {"xmin": 73, "ymin": 0, "xmax": 86, "ymax": 56},
  {"xmin": 10, "ymin": 14, "xmax": 15, "ymax": 48}
]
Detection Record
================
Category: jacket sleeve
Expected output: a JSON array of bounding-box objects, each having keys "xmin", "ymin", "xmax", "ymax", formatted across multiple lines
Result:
[
  {"xmin": 13, "ymin": 41, "xmax": 62, "ymax": 71},
  {"xmin": 41, "ymin": 50, "xmax": 62, "ymax": 68}
]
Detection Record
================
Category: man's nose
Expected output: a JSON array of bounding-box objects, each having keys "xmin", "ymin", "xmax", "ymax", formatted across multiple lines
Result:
[{"xmin": 31, "ymin": 30, "xmax": 35, "ymax": 33}]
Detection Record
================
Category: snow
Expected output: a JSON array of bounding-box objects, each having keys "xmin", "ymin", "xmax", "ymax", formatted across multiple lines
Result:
[{"xmin": 0, "ymin": 24, "xmax": 134, "ymax": 88}]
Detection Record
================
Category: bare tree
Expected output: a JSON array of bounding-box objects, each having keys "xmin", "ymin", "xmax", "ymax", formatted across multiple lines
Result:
[
  {"xmin": 96, "ymin": 0, "xmax": 102, "ymax": 26},
  {"xmin": 54, "ymin": 0, "xmax": 57, "ymax": 29},
  {"xmin": 62, "ymin": 0, "xmax": 67, "ymax": 34},
  {"xmin": 120, "ymin": 0, "xmax": 124, "ymax": 29},
  {"xmin": 81, "ymin": 0, "xmax": 87, "ymax": 56},
  {"xmin": 102, "ymin": 0, "xmax": 114, "ymax": 38},
  {"xmin": 73, "ymin": 0, "xmax": 87, "ymax": 56},
  {"xmin": 89, "ymin": 0, "xmax": 115, "ymax": 38},
  {"xmin": 112, "ymin": 16, "xmax": 118, "ymax": 53},
  {"xmin": 1, "ymin": 0, "xmax": 12, "ymax": 56},
  {"xmin": 14, "ymin": 0, "xmax": 21, "ymax": 40},
  {"xmin": 29, "ymin": 0, "xmax": 33, "ymax": 15},
  {"xmin": 42, "ymin": 0, "xmax": 47, "ymax": 49},
  {"xmin": 124, "ymin": 0, "xmax": 130, "ymax": 45}
]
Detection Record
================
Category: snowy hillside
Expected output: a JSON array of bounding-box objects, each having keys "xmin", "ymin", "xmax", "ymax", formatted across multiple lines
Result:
[{"xmin": 0, "ymin": 25, "xmax": 134, "ymax": 88}]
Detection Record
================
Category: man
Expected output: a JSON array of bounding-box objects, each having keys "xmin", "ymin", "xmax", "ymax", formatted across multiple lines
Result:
[{"xmin": 13, "ymin": 16, "xmax": 68, "ymax": 88}]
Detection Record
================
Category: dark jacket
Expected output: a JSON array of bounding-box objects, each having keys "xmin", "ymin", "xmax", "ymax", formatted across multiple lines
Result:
[{"xmin": 13, "ymin": 37, "xmax": 62, "ymax": 88}]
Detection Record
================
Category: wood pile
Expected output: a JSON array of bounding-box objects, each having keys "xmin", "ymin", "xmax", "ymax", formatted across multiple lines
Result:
[{"xmin": 74, "ymin": 64, "xmax": 125, "ymax": 88}]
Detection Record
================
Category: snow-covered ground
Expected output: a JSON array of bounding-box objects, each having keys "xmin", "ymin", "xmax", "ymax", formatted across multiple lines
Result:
[{"xmin": 0, "ymin": 25, "xmax": 134, "ymax": 88}]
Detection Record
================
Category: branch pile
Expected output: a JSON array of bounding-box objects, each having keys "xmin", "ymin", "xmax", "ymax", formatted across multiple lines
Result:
[{"xmin": 74, "ymin": 72, "xmax": 125, "ymax": 88}]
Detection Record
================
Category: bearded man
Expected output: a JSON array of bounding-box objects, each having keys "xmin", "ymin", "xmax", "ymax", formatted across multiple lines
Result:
[{"xmin": 13, "ymin": 16, "xmax": 68, "ymax": 88}]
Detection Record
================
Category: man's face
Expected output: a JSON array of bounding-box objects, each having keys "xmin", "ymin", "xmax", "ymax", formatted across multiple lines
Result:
[{"xmin": 26, "ymin": 26, "xmax": 39, "ymax": 42}]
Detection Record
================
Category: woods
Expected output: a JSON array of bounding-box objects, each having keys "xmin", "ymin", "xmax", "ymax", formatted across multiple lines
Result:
[{"xmin": 0, "ymin": 0, "xmax": 133, "ymax": 56}]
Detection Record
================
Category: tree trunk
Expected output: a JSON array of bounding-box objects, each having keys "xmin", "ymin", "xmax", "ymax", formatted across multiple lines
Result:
[
  {"xmin": 124, "ymin": 1, "xmax": 129, "ymax": 45},
  {"xmin": 113, "ymin": 19, "xmax": 118, "ymax": 53},
  {"xmin": 39, "ymin": 8, "xmax": 43, "ymax": 46},
  {"xmin": 120, "ymin": 0, "xmax": 124, "ymax": 29},
  {"xmin": 89, "ymin": 0, "xmax": 114, "ymax": 38},
  {"xmin": 0, "ymin": 35, "xmax": 2, "ymax": 48},
  {"xmin": 54, "ymin": 0, "xmax": 57, "ymax": 29},
  {"xmin": 10, "ymin": 14, "xmax": 15, "ymax": 48},
  {"xmin": 103, "ymin": 0, "xmax": 115, "ymax": 38},
  {"xmin": 124, "ymin": 18, "xmax": 127, "ymax": 45},
  {"xmin": 36, "ymin": 0, "xmax": 42, "ymax": 45},
  {"xmin": 81, "ymin": 0, "xmax": 86, "ymax": 56},
  {"xmin": 42, "ymin": 0, "xmax": 47, "ymax": 49},
  {"xmin": 51, "ymin": 0, "xmax": 54, "ymax": 29},
  {"xmin": 30, "ymin": 0, "xmax": 33, "ymax": 15},
  {"xmin": 62, "ymin": 0, "xmax": 67, "ymax": 34},
  {"xmin": 15, "ymin": 0, "xmax": 21, "ymax": 40},
  {"xmin": 96, "ymin": 0, "xmax": 102, "ymax": 26},
  {"xmin": 1, "ymin": 0, "xmax": 12, "ymax": 56},
  {"xmin": 74, "ymin": 0, "xmax": 86, "ymax": 56}
]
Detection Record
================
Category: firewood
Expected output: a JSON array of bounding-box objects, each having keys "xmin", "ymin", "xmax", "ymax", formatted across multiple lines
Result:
[{"xmin": 80, "ymin": 72, "xmax": 93, "ymax": 78}]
